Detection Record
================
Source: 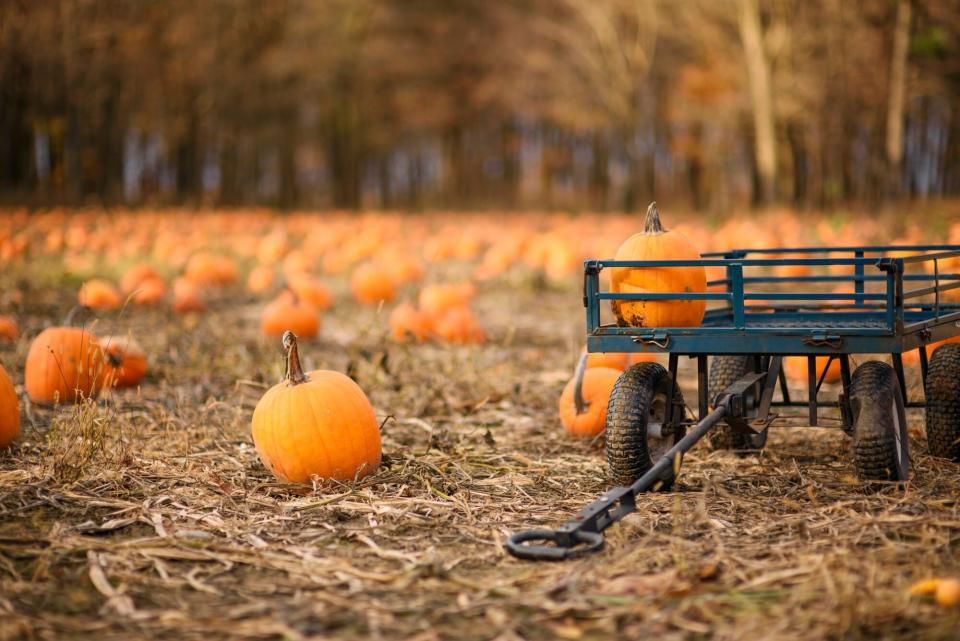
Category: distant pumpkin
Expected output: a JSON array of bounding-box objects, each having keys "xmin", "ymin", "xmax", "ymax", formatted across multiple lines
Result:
[
  {"xmin": 783, "ymin": 356, "xmax": 841, "ymax": 385},
  {"xmin": 251, "ymin": 331, "xmax": 381, "ymax": 483},
  {"xmin": 78, "ymin": 279, "xmax": 122, "ymax": 310},
  {"xmin": 172, "ymin": 277, "xmax": 206, "ymax": 313},
  {"xmin": 0, "ymin": 316, "xmax": 19, "ymax": 342},
  {"xmin": 351, "ymin": 263, "xmax": 396, "ymax": 305},
  {"xmin": 389, "ymin": 303, "xmax": 431, "ymax": 343},
  {"xmin": 261, "ymin": 290, "xmax": 319, "ymax": 339}
]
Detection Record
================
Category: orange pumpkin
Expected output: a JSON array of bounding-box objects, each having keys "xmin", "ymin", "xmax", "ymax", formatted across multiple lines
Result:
[
  {"xmin": 351, "ymin": 263, "xmax": 396, "ymax": 305},
  {"xmin": 102, "ymin": 335, "xmax": 147, "ymax": 388},
  {"xmin": 389, "ymin": 303, "xmax": 431, "ymax": 343},
  {"xmin": 130, "ymin": 276, "xmax": 166, "ymax": 305},
  {"xmin": 432, "ymin": 306, "xmax": 486, "ymax": 344},
  {"xmin": 610, "ymin": 203, "xmax": 706, "ymax": 328},
  {"xmin": 172, "ymin": 277, "xmax": 206, "ymax": 313},
  {"xmin": 0, "ymin": 315, "xmax": 19, "ymax": 342},
  {"xmin": 261, "ymin": 291, "xmax": 319, "ymax": 339},
  {"xmin": 25, "ymin": 326, "xmax": 106, "ymax": 404},
  {"xmin": 288, "ymin": 275, "xmax": 333, "ymax": 310},
  {"xmin": 418, "ymin": 283, "xmax": 474, "ymax": 316},
  {"xmin": 251, "ymin": 331, "xmax": 382, "ymax": 483},
  {"xmin": 558, "ymin": 360, "xmax": 621, "ymax": 438},
  {"xmin": 121, "ymin": 263, "xmax": 161, "ymax": 294},
  {"xmin": 581, "ymin": 348, "xmax": 629, "ymax": 371},
  {"xmin": 783, "ymin": 356, "xmax": 842, "ymax": 385},
  {"xmin": 247, "ymin": 265, "xmax": 275, "ymax": 294},
  {"xmin": 78, "ymin": 279, "xmax": 122, "ymax": 310},
  {"xmin": 185, "ymin": 253, "xmax": 237, "ymax": 287},
  {"xmin": 0, "ymin": 363, "xmax": 19, "ymax": 447}
]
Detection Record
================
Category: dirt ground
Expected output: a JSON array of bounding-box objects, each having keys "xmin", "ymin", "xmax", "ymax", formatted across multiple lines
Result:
[{"xmin": 1, "ymin": 267, "xmax": 958, "ymax": 641}]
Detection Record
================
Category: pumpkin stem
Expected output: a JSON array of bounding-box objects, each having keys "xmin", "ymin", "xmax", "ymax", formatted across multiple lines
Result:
[
  {"xmin": 643, "ymin": 201, "xmax": 666, "ymax": 234},
  {"xmin": 573, "ymin": 352, "xmax": 590, "ymax": 415},
  {"xmin": 64, "ymin": 304, "xmax": 92, "ymax": 327},
  {"xmin": 282, "ymin": 330, "xmax": 309, "ymax": 385}
]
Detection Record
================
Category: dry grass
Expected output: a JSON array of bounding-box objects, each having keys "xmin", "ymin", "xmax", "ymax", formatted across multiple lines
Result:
[{"xmin": 1, "ymin": 267, "xmax": 959, "ymax": 641}]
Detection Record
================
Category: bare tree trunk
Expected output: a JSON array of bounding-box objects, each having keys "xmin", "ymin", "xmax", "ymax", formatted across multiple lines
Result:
[
  {"xmin": 885, "ymin": 0, "xmax": 911, "ymax": 198},
  {"xmin": 738, "ymin": 0, "xmax": 777, "ymax": 205}
]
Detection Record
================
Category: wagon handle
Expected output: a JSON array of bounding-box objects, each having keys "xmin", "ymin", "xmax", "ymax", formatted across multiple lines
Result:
[{"xmin": 504, "ymin": 529, "xmax": 604, "ymax": 561}]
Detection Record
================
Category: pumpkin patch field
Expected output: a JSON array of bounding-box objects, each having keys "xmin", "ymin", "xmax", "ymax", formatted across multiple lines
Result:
[{"xmin": 1, "ymin": 206, "xmax": 959, "ymax": 641}]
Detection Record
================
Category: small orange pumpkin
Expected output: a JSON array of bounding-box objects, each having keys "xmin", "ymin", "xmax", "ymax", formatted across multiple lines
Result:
[
  {"xmin": 261, "ymin": 291, "xmax": 319, "ymax": 339},
  {"xmin": 418, "ymin": 283, "xmax": 474, "ymax": 317},
  {"xmin": 288, "ymin": 275, "xmax": 333, "ymax": 310},
  {"xmin": 25, "ymin": 322, "xmax": 106, "ymax": 404},
  {"xmin": 121, "ymin": 263, "xmax": 161, "ymax": 294},
  {"xmin": 389, "ymin": 303, "xmax": 431, "ymax": 343},
  {"xmin": 102, "ymin": 335, "xmax": 148, "ymax": 388},
  {"xmin": 0, "ymin": 316, "xmax": 19, "ymax": 342},
  {"xmin": 172, "ymin": 277, "xmax": 206, "ymax": 313},
  {"xmin": 0, "ymin": 363, "xmax": 19, "ymax": 447},
  {"xmin": 251, "ymin": 331, "xmax": 382, "ymax": 483},
  {"xmin": 432, "ymin": 306, "xmax": 486, "ymax": 344},
  {"xmin": 611, "ymin": 203, "xmax": 707, "ymax": 328},
  {"xmin": 130, "ymin": 276, "xmax": 166, "ymax": 305},
  {"xmin": 351, "ymin": 263, "xmax": 396, "ymax": 305},
  {"xmin": 783, "ymin": 356, "xmax": 841, "ymax": 385},
  {"xmin": 78, "ymin": 279, "xmax": 122, "ymax": 310},
  {"xmin": 247, "ymin": 265, "xmax": 275, "ymax": 294},
  {"xmin": 558, "ymin": 356, "xmax": 621, "ymax": 438}
]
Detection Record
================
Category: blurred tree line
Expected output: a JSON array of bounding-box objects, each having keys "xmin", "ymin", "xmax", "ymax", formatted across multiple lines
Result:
[{"xmin": 1, "ymin": 0, "xmax": 959, "ymax": 211}]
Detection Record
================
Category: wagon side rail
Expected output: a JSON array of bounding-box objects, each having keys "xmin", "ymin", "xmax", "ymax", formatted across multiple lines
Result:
[{"xmin": 584, "ymin": 245, "xmax": 960, "ymax": 347}]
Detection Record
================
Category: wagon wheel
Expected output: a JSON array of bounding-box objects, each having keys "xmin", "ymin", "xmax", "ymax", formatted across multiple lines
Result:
[
  {"xmin": 849, "ymin": 361, "xmax": 909, "ymax": 481},
  {"xmin": 924, "ymin": 343, "xmax": 960, "ymax": 462},
  {"xmin": 707, "ymin": 356, "xmax": 768, "ymax": 453},
  {"xmin": 605, "ymin": 363, "xmax": 685, "ymax": 488}
]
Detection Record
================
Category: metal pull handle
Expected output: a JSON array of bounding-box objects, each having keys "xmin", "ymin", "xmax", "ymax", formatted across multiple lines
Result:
[
  {"xmin": 803, "ymin": 332, "xmax": 843, "ymax": 349},
  {"xmin": 504, "ymin": 529, "xmax": 604, "ymax": 561}
]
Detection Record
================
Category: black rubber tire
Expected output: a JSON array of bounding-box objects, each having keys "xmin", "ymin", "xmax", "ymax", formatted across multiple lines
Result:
[
  {"xmin": 707, "ymin": 355, "xmax": 767, "ymax": 452},
  {"xmin": 924, "ymin": 343, "xmax": 960, "ymax": 462},
  {"xmin": 605, "ymin": 363, "xmax": 685, "ymax": 488},
  {"xmin": 849, "ymin": 360, "xmax": 909, "ymax": 481}
]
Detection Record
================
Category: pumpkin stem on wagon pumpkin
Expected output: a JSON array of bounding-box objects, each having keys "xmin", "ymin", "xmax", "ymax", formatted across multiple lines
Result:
[
  {"xmin": 282, "ymin": 330, "xmax": 309, "ymax": 385},
  {"xmin": 643, "ymin": 201, "xmax": 665, "ymax": 234},
  {"xmin": 573, "ymin": 352, "xmax": 590, "ymax": 415}
]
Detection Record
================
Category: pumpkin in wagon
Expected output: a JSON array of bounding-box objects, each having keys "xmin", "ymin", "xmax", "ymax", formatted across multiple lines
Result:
[
  {"xmin": 610, "ymin": 202, "xmax": 707, "ymax": 328},
  {"xmin": 251, "ymin": 331, "xmax": 382, "ymax": 483}
]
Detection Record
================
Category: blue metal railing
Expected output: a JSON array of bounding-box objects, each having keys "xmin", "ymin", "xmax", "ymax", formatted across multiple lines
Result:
[{"xmin": 584, "ymin": 244, "xmax": 960, "ymax": 355}]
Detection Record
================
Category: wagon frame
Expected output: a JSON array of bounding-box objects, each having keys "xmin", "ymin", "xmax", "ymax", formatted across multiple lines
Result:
[{"xmin": 507, "ymin": 244, "xmax": 960, "ymax": 560}]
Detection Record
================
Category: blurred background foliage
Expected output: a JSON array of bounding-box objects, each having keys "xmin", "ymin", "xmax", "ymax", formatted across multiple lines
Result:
[{"xmin": 1, "ymin": 0, "xmax": 959, "ymax": 212}]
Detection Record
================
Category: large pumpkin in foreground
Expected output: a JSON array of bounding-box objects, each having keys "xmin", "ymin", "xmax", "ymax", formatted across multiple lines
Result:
[
  {"xmin": 0, "ymin": 364, "xmax": 20, "ymax": 447},
  {"xmin": 611, "ymin": 202, "xmax": 706, "ymax": 328},
  {"xmin": 25, "ymin": 326, "xmax": 106, "ymax": 404},
  {"xmin": 252, "ymin": 331, "xmax": 381, "ymax": 483}
]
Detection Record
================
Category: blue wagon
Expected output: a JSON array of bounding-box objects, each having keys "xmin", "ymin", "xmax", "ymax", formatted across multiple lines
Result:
[{"xmin": 507, "ymin": 242, "xmax": 960, "ymax": 560}]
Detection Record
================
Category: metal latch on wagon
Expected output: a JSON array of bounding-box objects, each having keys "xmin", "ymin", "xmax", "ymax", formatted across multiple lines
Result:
[
  {"xmin": 802, "ymin": 331, "xmax": 843, "ymax": 349},
  {"xmin": 632, "ymin": 331, "xmax": 669, "ymax": 349}
]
